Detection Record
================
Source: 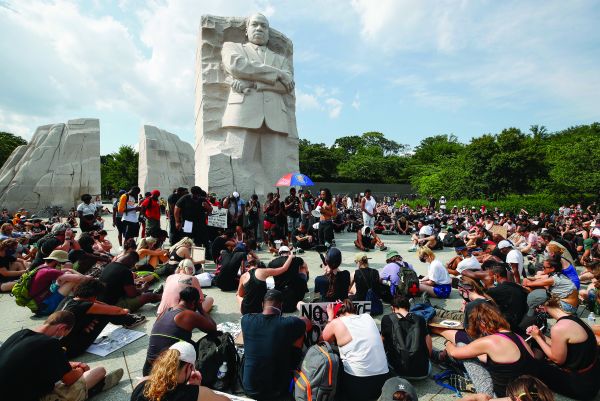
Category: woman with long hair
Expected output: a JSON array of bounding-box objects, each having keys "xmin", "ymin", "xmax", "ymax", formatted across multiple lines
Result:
[
  {"xmin": 523, "ymin": 256, "xmax": 578, "ymax": 314},
  {"xmin": 526, "ymin": 295, "xmax": 599, "ymax": 400},
  {"xmin": 444, "ymin": 302, "xmax": 538, "ymax": 398},
  {"xmin": 322, "ymin": 299, "xmax": 389, "ymax": 401},
  {"xmin": 317, "ymin": 188, "xmax": 337, "ymax": 246},
  {"xmin": 417, "ymin": 247, "xmax": 452, "ymax": 299},
  {"xmin": 349, "ymin": 252, "xmax": 381, "ymax": 301},
  {"xmin": 136, "ymin": 237, "xmax": 169, "ymax": 270},
  {"xmin": 132, "ymin": 342, "xmax": 229, "ymax": 401},
  {"xmin": 544, "ymin": 243, "xmax": 580, "ymax": 289},
  {"xmin": 313, "ymin": 247, "xmax": 350, "ymax": 302}
]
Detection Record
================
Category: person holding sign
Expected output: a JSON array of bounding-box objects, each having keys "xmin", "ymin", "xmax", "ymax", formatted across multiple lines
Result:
[
  {"xmin": 174, "ymin": 186, "xmax": 213, "ymax": 248},
  {"xmin": 322, "ymin": 299, "xmax": 389, "ymax": 401}
]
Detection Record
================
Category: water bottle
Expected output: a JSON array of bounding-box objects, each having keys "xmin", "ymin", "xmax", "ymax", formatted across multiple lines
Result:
[
  {"xmin": 214, "ymin": 362, "xmax": 228, "ymax": 390},
  {"xmin": 588, "ymin": 312, "xmax": 596, "ymax": 323}
]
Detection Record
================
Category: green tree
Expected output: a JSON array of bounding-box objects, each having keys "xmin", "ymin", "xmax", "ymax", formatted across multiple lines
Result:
[
  {"xmin": 100, "ymin": 145, "xmax": 138, "ymax": 195},
  {"xmin": 299, "ymin": 139, "xmax": 341, "ymax": 181},
  {"xmin": 0, "ymin": 132, "xmax": 27, "ymax": 168}
]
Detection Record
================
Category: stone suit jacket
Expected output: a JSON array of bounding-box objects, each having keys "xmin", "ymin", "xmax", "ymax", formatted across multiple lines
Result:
[{"xmin": 221, "ymin": 41, "xmax": 292, "ymax": 134}]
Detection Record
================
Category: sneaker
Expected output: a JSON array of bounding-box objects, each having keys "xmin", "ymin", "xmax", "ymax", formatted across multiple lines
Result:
[
  {"xmin": 379, "ymin": 246, "xmax": 388, "ymax": 251},
  {"xmin": 102, "ymin": 368, "xmax": 124, "ymax": 391},
  {"xmin": 124, "ymin": 314, "xmax": 146, "ymax": 329},
  {"xmin": 408, "ymin": 246, "xmax": 417, "ymax": 252},
  {"xmin": 118, "ymin": 246, "xmax": 123, "ymax": 252}
]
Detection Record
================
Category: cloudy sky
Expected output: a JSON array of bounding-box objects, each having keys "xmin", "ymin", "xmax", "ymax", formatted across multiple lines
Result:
[{"xmin": 1, "ymin": 0, "xmax": 599, "ymax": 154}]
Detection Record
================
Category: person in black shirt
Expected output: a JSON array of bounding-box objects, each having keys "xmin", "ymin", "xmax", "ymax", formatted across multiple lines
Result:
[
  {"xmin": 0, "ymin": 311, "xmax": 122, "ymax": 401},
  {"xmin": 291, "ymin": 222, "xmax": 315, "ymax": 250},
  {"xmin": 350, "ymin": 252, "xmax": 381, "ymax": 301},
  {"xmin": 167, "ymin": 187, "xmax": 187, "ymax": 245},
  {"xmin": 284, "ymin": 187, "xmax": 301, "ymax": 242},
  {"xmin": 486, "ymin": 264, "xmax": 528, "ymax": 333},
  {"xmin": 314, "ymin": 247, "xmax": 351, "ymax": 302},
  {"xmin": 98, "ymin": 252, "xmax": 161, "ymax": 311},
  {"xmin": 174, "ymin": 186, "xmax": 213, "ymax": 248},
  {"xmin": 31, "ymin": 224, "xmax": 81, "ymax": 268},
  {"xmin": 245, "ymin": 194, "xmax": 261, "ymax": 241},
  {"xmin": 268, "ymin": 247, "xmax": 309, "ymax": 312}
]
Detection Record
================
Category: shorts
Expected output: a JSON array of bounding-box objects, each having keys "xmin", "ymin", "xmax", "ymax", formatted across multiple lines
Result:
[
  {"xmin": 559, "ymin": 300, "xmax": 578, "ymax": 314},
  {"xmin": 40, "ymin": 376, "xmax": 87, "ymax": 401},
  {"xmin": 38, "ymin": 282, "xmax": 65, "ymax": 316},
  {"xmin": 287, "ymin": 216, "xmax": 301, "ymax": 232},
  {"xmin": 116, "ymin": 296, "xmax": 143, "ymax": 312},
  {"xmin": 123, "ymin": 220, "xmax": 140, "ymax": 239},
  {"xmin": 433, "ymin": 284, "xmax": 452, "ymax": 299}
]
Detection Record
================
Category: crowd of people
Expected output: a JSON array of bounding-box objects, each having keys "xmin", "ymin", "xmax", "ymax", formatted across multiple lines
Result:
[{"xmin": 0, "ymin": 188, "xmax": 599, "ymax": 401}]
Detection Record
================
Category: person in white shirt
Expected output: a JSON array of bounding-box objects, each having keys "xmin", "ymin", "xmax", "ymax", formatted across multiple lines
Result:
[
  {"xmin": 498, "ymin": 240, "xmax": 524, "ymax": 283},
  {"xmin": 409, "ymin": 221, "xmax": 438, "ymax": 251},
  {"xmin": 417, "ymin": 247, "xmax": 451, "ymax": 298},
  {"xmin": 360, "ymin": 189, "xmax": 377, "ymax": 229},
  {"xmin": 439, "ymin": 196, "xmax": 447, "ymax": 213}
]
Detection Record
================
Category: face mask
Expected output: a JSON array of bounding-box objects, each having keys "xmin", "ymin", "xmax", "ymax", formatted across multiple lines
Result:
[{"xmin": 419, "ymin": 256, "xmax": 426, "ymax": 263}]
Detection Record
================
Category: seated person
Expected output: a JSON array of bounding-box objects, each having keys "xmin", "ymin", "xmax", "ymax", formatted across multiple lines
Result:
[
  {"xmin": 446, "ymin": 240, "xmax": 482, "ymax": 276},
  {"xmin": 486, "ymin": 264, "xmax": 528, "ymax": 333},
  {"xmin": 132, "ymin": 342, "xmax": 229, "ymax": 401},
  {"xmin": 0, "ymin": 311, "xmax": 123, "ymax": 401},
  {"xmin": 379, "ymin": 250, "xmax": 415, "ymax": 301},
  {"xmin": 314, "ymin": 247, "xmax": 350, "ymax": 302},
  {"xmin": 92, "ymin": 229, "xmax": 112, "ymax": 253},
  {"xmin": 381, "ymin": 295, "xmax": 432, "ymax": 379},
  {"xmin": 354, "ymin": 226, "xmax": 387, "ymax": 252},
  {"xmin": 241, "ymin": 289, "xmax": 311, "ymax": 400},
  {"xmin": 69, "ymin": 232, "xmax": 112, "ymax": 274},
  {"xmin": 322, "ymin": 299, "xmax": 389, "ymax": 401},
  {"xmin": 157, "ymin": 259, "xmax": 213, "ymax": 315},
  {"xmin": 332, "ymin": 212, "xmax": 347, "ymax": 233},
  {"xmin": 350, "ymin": 252, "xmax": 381, "ymax": 301},
  {"xmin": 409, "ymin": 221, "xmax": 438, "ymax": 251},
  {"xmin": 0, "ymin": 239, "xmax": 26, "ymax": 292},
  {"xmin": 291, "ymin": 223, "xmax": 315, "ymax": 250},
  {"xmin": 396, "ymin": 216, "xmax": 412, "ymax": 234},
  {"xmin": 162, "ymin": 237, "xmax": 204, "ymax": 277},
  {"xmin": 269, "ymin": 246, "xmax": 309, "ymax": 313},
  {"xmin": 144, "ymin": 287, "xmax": 216, "ymax": 375},
  {"xmin": 417, "ymin": 247, "xmax": 452, "ymax": 299},
  {"xmin": 98, "ymin": 252, "xmax": 162, "ymax": 312},
  {"xmin": 58, "ymin": 279, "xmax": 146, "ymax": 357},
  {"xmin": 213, "ymin": 241, "xmax": 247, "ymax": 291},
  {"xmin": 31, "ymin": 224, "xmax": 80, "ymax": 269},
  {"xmin": 136, "ymin": 237, "xmax": 169, "ymax": 271},
  {"xmin": 522, "ymin": 256, "xmax": 578, "ymax": 314}
]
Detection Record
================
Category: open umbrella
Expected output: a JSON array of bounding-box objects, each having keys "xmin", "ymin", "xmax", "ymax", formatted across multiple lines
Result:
[{"xmin": 275, "ymin": 172, "xmax": 314, "ymax": 187}]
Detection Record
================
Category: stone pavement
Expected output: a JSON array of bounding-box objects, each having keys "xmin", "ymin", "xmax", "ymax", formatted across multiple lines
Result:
[{"xmin": 0, "ymin": 219, "xmax": 580, "ymax": 401}]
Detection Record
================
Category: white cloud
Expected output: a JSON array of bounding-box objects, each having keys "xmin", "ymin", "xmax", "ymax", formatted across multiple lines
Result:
[
  {"xmin": 296, "ymin": 86, "xmax": 345, "ymax": 119},
  {"xmin": 351, "ymin": 93, "xmax": 360, "ymax": 110},
  {"xmin": 296, "ymin": 90, "xmax": 320, "ymax": 110},
  {"xmin": 325, "ymin": 98, "xmax": 343, "ymax": 118}
]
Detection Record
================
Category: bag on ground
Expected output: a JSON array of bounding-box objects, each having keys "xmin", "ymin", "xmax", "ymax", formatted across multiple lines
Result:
[
  {"xmin": 195, "ymin": 331, "xmax": 239, "ymax": 392},
  {"xmin": 293, "ymin": 341, "xmax": 340, "ymax": 401}
]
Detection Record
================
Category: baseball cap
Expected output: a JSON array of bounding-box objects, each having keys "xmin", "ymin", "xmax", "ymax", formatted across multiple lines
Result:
[
  {"xmin": 354, "ymin": 252, "xmax": 371, "ymax": 263},
  {"xmin": 118, "ymin": 189, "xmax": 127, "ymax": 195},
  {"xmin": 278, "ymin": 245, "xmax": 290, "ymax": 254},
  {"xmin": 326, "ymin": 247, "xmax": 342, "ymax": 268},
  {"xmin": 169, "ymin": 342, "xmax": 196, "ymax": 365},
  {"xmin": 151, "ymin": 190, "xmax": 160, "ymax": 196},
  {"xmin": 44, "ymin": 250, "xmax": 70, "ymax": 263},
  {"xmin": 498, "ymin": 240, "xmax": 513, "ymax": 250},
  {"xmin": 378, "ymin": 377, "xmax": 418, "ymax": 401},
  {"xmin": 51, "ymin": 223, "xmax": 70, "ymax": 234},
  {"xmin": 232, "ymin": 191, "xmax": 240, "ymax": 198},
  {"xmin": 526, "ymin": 289, "xmax": 549, "ymax": 316},
  {"xmin": 264, "ymin": 289, "xmax": 283, "ymax": 303},
  {"xmin": 385, "ymin": 250, "xmax": 400, "ymax": 260}
]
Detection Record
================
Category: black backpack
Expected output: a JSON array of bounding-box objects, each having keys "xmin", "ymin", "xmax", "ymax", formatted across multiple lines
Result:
[
  {"xmin": 195, "ymin": 331, "xmax": 239, "ymax": 392},
  {"xmin": 293, "ymin": 341, "xmax": 340, "ymax": 401},
  {"xmin": 394, "ymin": 262, "xmax": 420, "ymax": 298},
  {"xmin": 358, "ymin": 269, "xmax": 383, "ymax": 316},
  {"xmin": 389, "ymin": 313, "xmax": 429, "ymax": 376},
  {"xmin": 443, "ymin": 232, "xmax": 457, "ymax": 248}
]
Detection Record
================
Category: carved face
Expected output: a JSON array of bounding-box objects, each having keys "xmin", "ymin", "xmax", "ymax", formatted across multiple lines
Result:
[{"xmin": 246, "ymin": 14, "xmax": 269, "ymax": 45}]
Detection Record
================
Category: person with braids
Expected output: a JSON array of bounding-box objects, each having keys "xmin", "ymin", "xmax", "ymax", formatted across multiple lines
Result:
[
  {"xmin": 322, "ymin": 298, "xmax": 389, "ymax": 401},
  {"xmin": 444, "ymin": 302, "xmax": 538, "ymax": 398},
  {"xmin": 526, "ymin": 293, "xmax": 600, "ymax": 400},
  {"xmin": 316, "ymin": 188, "xmax": 337, "ymax": 246},
  {"xmin": 132, "ymin": 342, "xmax": 229, "ymax": 401},
  {"xmin": 313, "ymin": 247, "xmax": 350, "ymax": 302}
]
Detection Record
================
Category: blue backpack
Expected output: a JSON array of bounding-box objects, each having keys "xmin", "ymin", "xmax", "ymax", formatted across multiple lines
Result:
[{"xmin": 409, "ymin": 303, "xmax": 436, "ymax": 321}]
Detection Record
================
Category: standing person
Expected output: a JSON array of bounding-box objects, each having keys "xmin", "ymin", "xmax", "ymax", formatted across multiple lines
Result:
[
  {"xmin": 361, "ymin": 189, "xmax": 377, "ymax": 230},
  {"xmin": 300, "ymin": 190, "xmax": 314, "ymax": 228},
  {"xmin": 263, "ymin": 192, "xmax": 279, "ymax": 247},
  {"xmin": 167, "ymin": 187, "xmax": 187, "ymax": 245},
  {"xmin": 132, "ymin": 342, "xmax": 230, "ymax": 401},
  {"xmin": 241, "ymin": 289, "xmax": 312, "ymax": 400},
  {"xmin": 223, "ymin": 192, "xmax": 245, "ymax": 229},
  {"xmin": 439, "ymin": 195, "xmax": 447, "ymax": 214},
  {"xmin": 77, "ymin": 194, "xmax": 99, "ymax": 233},
  {"xmin": 0, "ymin": 311, "xmax": 123, "ymax": 401},
  {"xmin": 417, "ymin": 247, "xmax": 452, "ymax": 299},
  {"xmin": 322, "ymin": 299, "xmax": 389, "ymax": 401},
  {"xmin": 112, "ymin": 190, "xmax": 126, "ymax": 249},
  {"xmin": 118, "ymin": 186, "xmax": 141, "ymax": 241},
  {"xmin": 245, "ymin": 194, "xmax": 261, "ymax": 241},
  {"xmin": 174, "ymin": 186, "xmax": 213, "ymax": 248},
  {"xmin": 317, "ymin": 188, "xmax": 337, "ymax": 246},
  {"xmin": 140, "ymin": 190, "xmax": 161, "ymax": 237},
  {"xmin": 284, "ymin": 187, "xmax": 301, "ymax": 241}
]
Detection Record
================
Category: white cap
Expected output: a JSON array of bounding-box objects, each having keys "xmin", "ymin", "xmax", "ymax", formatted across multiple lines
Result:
[
  {"xmin": 278, "ymin": 245, "xmax": 290, "ymax": 254},
  {"xmin": 498, "ymin": 240, "xmax": 513, "ymax": 249},
  {"xmin": 169, "ymin": 342, "xmax": 196, "ymax": 364},
  {"xmin": 232, "ymin": 191, "xmax": 240, "ymax": 198},
  {"xmin": 592, "ymin": 227, "xmax": 600, "ymax": 237}
]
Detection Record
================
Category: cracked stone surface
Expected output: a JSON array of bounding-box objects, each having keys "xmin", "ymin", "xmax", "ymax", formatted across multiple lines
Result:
[
  {"xmin": 0, "ymin": 118, "xmax": 100, "ymax": 213},
  {"xmin": 194, "ymin": 15, "xmax": 299, "ymax": 199},
  {"xmin": 138, "ymin": 125, "xmax": 195, "ymax": 196}
]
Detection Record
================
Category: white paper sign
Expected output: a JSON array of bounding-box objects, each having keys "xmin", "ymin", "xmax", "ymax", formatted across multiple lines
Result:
[
  {"xmin": 86, "ymin": 324, "xmax": 146, "ymax": 357},
  {"xmin": 183, "ymin": 220, "xmax": 193, "ymax": 233},
  {"xmin": 207, "ymin": 207, "xmax": 228, "ymax": 228},
  {"xmin": 191, "ymin": 246, "xmax": 205, "ymax": 261}
]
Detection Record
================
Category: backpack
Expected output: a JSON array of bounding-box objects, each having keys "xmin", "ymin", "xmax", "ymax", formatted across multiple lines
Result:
[
  {"xmin": 293, "ymin": 341, "xmax": 340, "ymax": 401},
  {"xmin": 358, "ymin": 269, "xmax": 383, "ymax": 316},
  {"xmin": 195, "ymin": 331, "xmax": 239, "ymax": 392},
  {"xmin": 443, "ymin": 232, "xmax": 457, "ymax": 248},
  {"xmin": 11, "ymin": 267, "xmax": 42, "ymax": 312},
  {"xmin": 394, "ymin": 262, "xmax": 420, "ymax": 298},
  {"xmin": 389, "ymin": 313, "xmax": 429, "ymax": 376},
  {"xmin": 409, "ymin": 303, "xmax": 436, "ymax": 322}
]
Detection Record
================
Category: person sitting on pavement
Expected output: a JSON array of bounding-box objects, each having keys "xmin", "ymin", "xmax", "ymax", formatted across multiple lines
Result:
[
  {"xmin": 291, "ymin": 222, "xmax": 316, "ymax": 251},
  {"xmin": 417, "ymin": 247, "xmax": 452, "ymax": 299},
  {"xmin": 446, "ymin": 239, "xmax": 482, "ymax": 276},
  {"xmin": 31, "ymin": 224, "xmax": 81, "ymax": 268},
  {"xmin": 133, "ymin": 342, "xmax": 230, "ymax": 401},
  {"xmin": 0, "ymin": 238, "xmax": 26, "ymax": 292},
  {"xmin": 98, "ymin": 251, "xmax": 162, "ymax": 312},
  {"xmin": 497, "ymin": 239, "xmax": 525, "ymax": 284},
  {"xmin": 354, "ymin": 225, "xmax": 387, "ymax": 252},
  {"xmin": 378, "ymin": 377, "xmax": 419, "ymax": 401},
  {"xmin": 58, "ymin": 278, "xmax": 146, "ymax": 358},
  {"xmin": 213, "ymin": 241, "xmax": 247, "ymax": 291},
  {"xmin": 486, "ymin": 264, "xmax": 529, "ymax": 333},
  {"xmin": 157, "ymin": 259, "xmax": 213, "ymax": 315},
  {"xmin": 379, "ymin": 250, "xmax": 414, "ymax": 302},
  {"xmin": 0, "ymin": 311, "xmax": 123, "ymax": 401},
  {"xmin": 136, "ymin": 237, "xmax": 169, "ymax": 271},
  {"xmin": 268, "ymin": 246, "xmax": 309, "ymax": 312},
  {"xmin": 350, "ymin": 252, "xmax": 382, "ymax": 301},
  {"xmin": 160, "ymin": 237, "xmax": 204, "ymax": 277},
  {"xmin": 144, "ymin": 287, "xmax": 217, "ymax": 375},
  {"xmin": 314, "ymin": 247, "xmax": 351, "ymax": 302},
  {"xmin": 68, "ymin": 232, "xmax": 112, "ymax": 274},
  {"xmin": 92, "ymin": 229, "xmax": 113, "ymax": 253},
  {"xmin": 237, "ymin": 252, "xmax": 295, "ymax": 314},
  {"xmin": 241, "ymin": 289, "xmax": 312, "ymax": 400},
  {"xmin": 322, "ymin": 299, "xmax": 389, "ymax": 401},
  {"xmin": 409, "ymin": 220, "xmax": 439, "ymax": 252}
]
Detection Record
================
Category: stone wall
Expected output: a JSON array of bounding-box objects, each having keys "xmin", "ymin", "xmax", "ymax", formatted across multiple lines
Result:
[
  {"xmin": 0, "ymin": 118, "xmax": 101, "ymax": 213},
  {"xmin": 138, "ymin": 125, "xmax": 195, "ymax": 197}
]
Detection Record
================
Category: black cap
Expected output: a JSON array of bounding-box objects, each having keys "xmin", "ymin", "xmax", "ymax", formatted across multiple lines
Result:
[
  {"xmin": 264, "ymin": 289, "xmax": 283, "ymax": 303},
  {"xmin": 326, "ymin": 247, "xmax": 342, "ymax": 268}
]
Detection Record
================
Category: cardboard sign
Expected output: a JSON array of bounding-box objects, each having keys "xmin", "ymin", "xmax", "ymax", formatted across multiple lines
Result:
[
  {"xmin": 298, "ymin": 301, "xmax": 371, "ymax": 346},
  {"xmin": 191, "ymin": 246, "xmax": 205, "ymax": 262},
  {"xmin": 489, "ymin": 224, "xmax": 508, "ymax": 239},
  {"xmin": 208, "ymin": 206, "xmax": 228, "ymax": 228}
]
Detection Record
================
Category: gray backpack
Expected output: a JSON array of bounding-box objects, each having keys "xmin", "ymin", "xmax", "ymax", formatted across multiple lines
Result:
[{"xmin": 293, "ymin": 342, "xmax": 340, "ymax": 401}]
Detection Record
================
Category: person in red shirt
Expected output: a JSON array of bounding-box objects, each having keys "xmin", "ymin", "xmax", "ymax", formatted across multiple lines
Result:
[{"xmin": 140, "ymin": 190, "xmax": 161, "ymax": 237}]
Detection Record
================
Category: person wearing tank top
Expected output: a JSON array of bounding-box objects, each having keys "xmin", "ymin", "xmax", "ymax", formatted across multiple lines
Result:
[
  {"xmin": 322, "ymin": 299, "xmax": 388, "ymax": 401},
  {"xmin": 527, "ymin": 294, "xmax": 600, "ymax": 400},
  {"xmin": 445, "ymin": 302, "xmax": 538, "ymax": 397},
  {"xmin": 361, "ymin": 190, "xmax": 377, "ymax": 230}
]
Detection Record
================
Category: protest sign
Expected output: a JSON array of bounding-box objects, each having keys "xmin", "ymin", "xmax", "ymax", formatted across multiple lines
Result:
[
  {"xmin": 298, "ymin": 301, "xmax": 371, "ymax": 346},
  {"xmin": 208, "ymin": 206, "xmax": 228, "ymax": 228},
  {"xmin": 86, "ymin": 324, "xmax": 146, "ymax": 357}
]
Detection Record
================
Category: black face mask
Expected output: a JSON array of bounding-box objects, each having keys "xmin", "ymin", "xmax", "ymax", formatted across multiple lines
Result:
[{"xmin": 419, "ymin": 256, "xmax": 426, "ymax": 263}]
